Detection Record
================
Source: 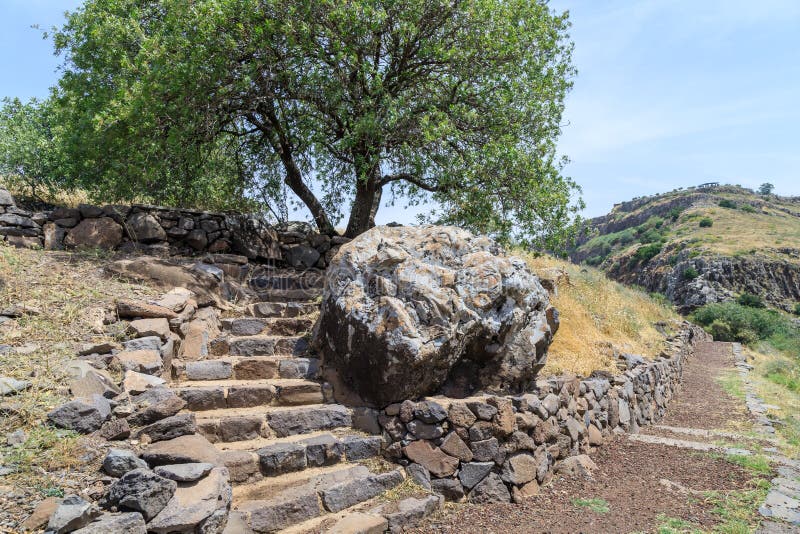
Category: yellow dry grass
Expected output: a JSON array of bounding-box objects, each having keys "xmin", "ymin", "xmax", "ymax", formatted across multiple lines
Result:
[{"xmin": 519, "ymin": 252, "xmax": 679, "ymax": 376}]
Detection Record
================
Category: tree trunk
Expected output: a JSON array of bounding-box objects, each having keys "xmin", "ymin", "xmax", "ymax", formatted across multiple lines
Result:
[{"xmin": 345, "ymin": 168, "xmax": 381, "ymax": 237}]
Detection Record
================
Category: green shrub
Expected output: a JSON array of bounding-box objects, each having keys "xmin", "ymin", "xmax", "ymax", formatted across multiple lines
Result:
[
  {"xmin": 699, "ymin": 217, "xmax": 713, "ymax": 228},
  {"xmin": 668, "ymin": 206, "xmax": 685, "ymax": 221},
  {"xmin": 682, "ymin": 267, "xmax": 699, "ymax": 280},
  {"xmin": 793, "ymin": 303, "xmax": 800, "ymax": 316},
  {"xmin": 692, "ymin": 302, "xmax": 800, "ymax": 352},
  {"xmin": 737, "ymin": 293, "xmax": 765, "ymax": 308},
  {"xmin": 740, "ymin": 204, "xmax": 756, "ymax": 213},
  {"xmin": 634, "ymin": 243, "xmax": 662, "ymax": 263},
  {"xmin": 719, "ymin": 199, "xmax": 737, "ymax": 209},
  {"xmin": 638, "ymin": 228, "xmax": 664, "ymax": 244},
  {"xmin": 585, "ymin": 256, "xmax": 603, "ymax": 267}
]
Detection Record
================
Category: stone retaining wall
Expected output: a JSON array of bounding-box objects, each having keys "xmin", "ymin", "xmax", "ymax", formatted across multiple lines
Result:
[
  {"xmin": 363, "ymin": 323, "xmax": 711, "ymax": 503},
  {"xmin": 0, "ymin": 188, "xmax": 347, "ymax": 268}
]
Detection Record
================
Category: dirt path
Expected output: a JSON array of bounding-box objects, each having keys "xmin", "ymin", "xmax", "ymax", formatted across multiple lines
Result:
[{"xmin": 412, "ymin": 342, "xmax": 773, "ymax": 534}]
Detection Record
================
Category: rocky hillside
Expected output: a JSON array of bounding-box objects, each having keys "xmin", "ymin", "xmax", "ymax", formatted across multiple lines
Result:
[{"xmin": 570, "ymin": 185, "xmax": 800, "ymax": 313}]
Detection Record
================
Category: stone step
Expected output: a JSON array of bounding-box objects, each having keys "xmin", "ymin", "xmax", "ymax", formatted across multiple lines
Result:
[
  {"xmin": 249, "ymin": 272, "xmax": 325, "ymax": 291},
  {"xmin": 226, "ymin": 464, "xmax": 405, "ymax": 533},
  {"xmin": 246, "ymin": 301, "xmax": 319, "ymax": 319},
  {"xmin": 216, "ymin": 431, "xmax": 383, "ymax": 484},
  {"xmin": 254, "ymin": 288, "xmax": 322, "ymax": 303},
  {"xmin": 175, "ymin": 356, "xmax": 320, "ymax": 382},
  {"xmin": 222, "ymin": 317, "xmax": 315, "ymax": 337},
  {"xmin": 192, "ymin": 404, "xmax": 353, "ymax": 444},
  {"xmin": 174, "ymin": 379, "xmax": 325, "ymax": 411},
  {"xmin": 227, "ymin": 335, "xmax": 309, "ymax": 357}
]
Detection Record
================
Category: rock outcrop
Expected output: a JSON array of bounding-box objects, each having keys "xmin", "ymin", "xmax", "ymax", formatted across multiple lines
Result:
[{"xmin": 315, "ymin": 226, "xmax": 558, "ymax": 405}]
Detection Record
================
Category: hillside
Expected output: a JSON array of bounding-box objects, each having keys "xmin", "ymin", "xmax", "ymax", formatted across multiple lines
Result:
[{"xmin": 570, "ymin": 184, "xmax": 800, "ymax": 313}]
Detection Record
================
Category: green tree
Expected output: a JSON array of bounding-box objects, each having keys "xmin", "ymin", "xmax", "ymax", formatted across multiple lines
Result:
[
  {"xmin": 52, "ymin": 0, "xmax": 582, "ymax": 245},
  {"xmin": 758, "ymin": 182, "xmax": 775, "ymax": 195},
  {"xmin": 0, "ymin": 97, "xmax": 63, "ymax": 199}
]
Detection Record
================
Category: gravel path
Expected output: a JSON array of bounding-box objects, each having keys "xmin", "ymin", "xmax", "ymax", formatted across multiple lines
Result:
[{"xmin": 412, "ymin": 341, "xmax": 772, "ymax": 533}]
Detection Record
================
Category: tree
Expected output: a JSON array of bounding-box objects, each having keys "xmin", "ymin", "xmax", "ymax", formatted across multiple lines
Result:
[
  {"xmin": 52, "ymin": 0, "xmax": 582, "ymax": 247},
  {"xmin": 0, "ymin": 97, "xmax": 63, "ymax": 199},
  {"xmin": 758, "ymin": 183, "xmax": 775, "ymax": 196}
]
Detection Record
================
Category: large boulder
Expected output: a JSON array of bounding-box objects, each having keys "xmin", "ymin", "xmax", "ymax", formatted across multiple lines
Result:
[
  {"xmin": 314, "ymin": 226, "xmax": 557, "ymax": 405},
  {"xmin": 126, "ymin": 212, "xmax": 166, "ymax": 243}
]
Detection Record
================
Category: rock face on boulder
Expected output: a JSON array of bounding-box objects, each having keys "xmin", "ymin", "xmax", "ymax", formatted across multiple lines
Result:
[{"xmin": 314, "ymin": 226, "xmax": 558, "ymax": 405}]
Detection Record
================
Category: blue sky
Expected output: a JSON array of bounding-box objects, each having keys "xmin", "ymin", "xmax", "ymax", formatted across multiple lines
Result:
[{"xmin": 1, "ymin": 0, "xmax": 799, "ymax": 221}]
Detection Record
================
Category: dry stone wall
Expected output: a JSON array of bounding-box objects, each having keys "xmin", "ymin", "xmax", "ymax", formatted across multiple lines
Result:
[
  {"xmin": 361, "ymin": 323, "xmax": 710, "ymax": 503},
  {"xmin": 0, "ymin": 188, "xmax": 347, "ymax": 268}
]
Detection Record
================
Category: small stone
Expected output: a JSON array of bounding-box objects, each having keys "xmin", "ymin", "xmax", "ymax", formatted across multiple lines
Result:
[
  {"xmin": 459, "ymin": 461, "xmax": 494, "ymax": 490},
  {"xmin": 467, "ymin": 401, "xmax": 498, "ymax": 421},
  {"xmin": 146, "ymin": 466, "xmax": 231, "ymax": 534},
  {"xmin": 470, "ymin": 437, "xmax": 500, "ymax": 463},
  {"xmin": 542, "ymin": 393, "xmax": 560, "ymax": 416},
  {"xmin": 122, "ymin": 370, "xmax": 165, "ymax": 394},
  {"xmin": 440, "ymin": 432, "xmax": 473, "ymax": 462},
  {"xmin": 406, "ymin": 419, "xmax": 444, "ymax": 440},
  {"xmin": 47, "ymin": 395, "xmax": 111, "ymax": 434},
  {"xmin": 414, "ymin": 400, "xmax": 448, "ymax": 423},
  {"xmin": 106, "ymin": 468, "xmax": 177, "ymax": 521},
  {"xmin": 46, "ymin": 495, "xmax": 102, "ymax": 533},
  {"xmin": 21, "ymin": 497, "xmax": 61, "ymax": 531},
  {"xmin": 128, "ymin": 318, "xmax": 170, "ymax": 340},
  {"xmin": 116, "ymin": 349, "xmax": 163, "ymax": 376},
  {"xmin": 97, "ymin": 419, "xmax": 131, "ymax": 441},
  {"xmin": 128, "ymin": 387, "xmax": 186, "ymax": 426},
  {"xmin": 402, "ymin": 440, "xmax": 459, "ymax": 478},
  {"xmin": 405, "ymin": 463, "xmax": 432, "ymax": 490},
  {"xmin": 142, "ymin": 434, "xmax": 220, "ymax": 466},
  {"xmin": 0, "ymin": 376, "xmax": 30, "ymax": 396},
  {"xmin": 448, "ymin": 402, "xmax": 477, "ymax": 428},
  {"xmin": 78, "ymin": 342, "xmax": 117, "ymax": 356},
  {"xmin": 6, "ymin": 428, "xmax": 26, "ymax": 446},
  {"xmin": 71, "ymin": 512, "xmax": 147, "ymax": 533},
  {"xmin": 555, "ymin": 454, "xmax": 598, "ymax": 478},
  {"xmin": 122, "ymin": 336, "xmax": 162, "ymax": 352},
  {"xmin": 154, "ymin": 462, "xmax": 214, "ymax": 482},
  {"xmin": 137, "ymin": 413, "xmax": 197, "ymax": 443},
  {"xmin": 469, "ymin": 472, "xmax": 511, "ymax": 503},
  {"xmin": 500, "ymin": 452, "xmax": 538, "ymax": 485},
  {"xmin": 117, "ymin": 300, "xmax": 178, "ymax": 320},
  {"xmin": 103, "ymin": 448, "xmax": 149, "ymax": 477}
]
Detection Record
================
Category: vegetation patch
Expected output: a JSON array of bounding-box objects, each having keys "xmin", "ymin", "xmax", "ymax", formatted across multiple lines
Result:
[
  {"xmin": 571, "ymin": 497, "xmax": 610, "ymax": 514},
  {"xmin": 523, "ymin": 254, "xmax": 678, "ymax": 376}
]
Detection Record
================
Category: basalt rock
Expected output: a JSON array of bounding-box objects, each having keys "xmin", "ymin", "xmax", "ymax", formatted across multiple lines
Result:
[{"xmin": 315, "ymin": 225, "xmax": 557, "ymax": 405}]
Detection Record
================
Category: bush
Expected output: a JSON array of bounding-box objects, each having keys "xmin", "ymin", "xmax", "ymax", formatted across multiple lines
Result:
[
  {"xmin": 740, "ymin": 204, "xmax": 756, "ymax": 213},
  {"xmin": 718, "ymin": 199, "xmax": 737, "ymax": 209},
  {"xmin": 692, "ymin": 302, "xmax": 800, "ymax": 352},
  {"xmin": 794, "ymin": 303, "xmax": 800, "ymax": 316},
  {"xmin": 668, "ymin": 206, "xmax": 685, "ymax": 221},
  {"xmin": 737, "ymin": 293, "xmax": 765, "ymax": 308},
  {"xmin": 633, "ymin": 243, "xmax": 662, "ymax": 263},
  {"xmin": 699, "ymin": 217, "xmax": 713, "ymax": 228},
  {"xmin": 682, "ymin": 267, "xmax": 699, "ymax": 280},
  {"xmin": 585, "ymin": 256, "xmax": 603, "ymax": 267},
  {"xmin": 764, "ymin": 360, "xmax": 800, "ymax": 393},
  {"xmin": 639, "ymin": 228, "xmax": 664, "ymax": 244}
]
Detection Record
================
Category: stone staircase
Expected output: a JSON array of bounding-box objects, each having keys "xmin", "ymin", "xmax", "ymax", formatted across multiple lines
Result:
[{"xmin": 168, "ymin": 268, "xmax": 419, "ymax": 533}]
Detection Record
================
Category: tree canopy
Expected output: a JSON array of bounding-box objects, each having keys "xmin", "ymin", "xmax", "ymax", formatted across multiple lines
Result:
[{"xmin": 47, "ymin": 0, "xmax": 582, "ymax": 247}]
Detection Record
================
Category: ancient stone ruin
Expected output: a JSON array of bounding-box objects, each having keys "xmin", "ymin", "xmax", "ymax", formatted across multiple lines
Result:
[{"xmin": 1, "ymin": 187, "xmax": 712, "ymax": 532}]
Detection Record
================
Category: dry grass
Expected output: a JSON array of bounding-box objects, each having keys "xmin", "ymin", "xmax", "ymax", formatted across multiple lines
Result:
[
  {"xmin": 519, "ymin": 253, "xmax": 679, "ymax": 376},
  {"xmin": 0, "ymin": 243, "xmax": 160, "ymax": 509},
  {"xmin": 672, "ymin": 204, "xmax": 800, "ymax": 259}
]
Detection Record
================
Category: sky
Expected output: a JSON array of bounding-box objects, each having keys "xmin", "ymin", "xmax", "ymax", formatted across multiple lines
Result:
[{"xmin": 1, "ymin": 0, "xmax": 799, "ymax": 221}]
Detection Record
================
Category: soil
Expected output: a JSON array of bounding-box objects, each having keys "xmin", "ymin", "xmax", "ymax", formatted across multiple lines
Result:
[{"xmin": 411, "ymin": 341, "xmax": 769, "ymax": 534}]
